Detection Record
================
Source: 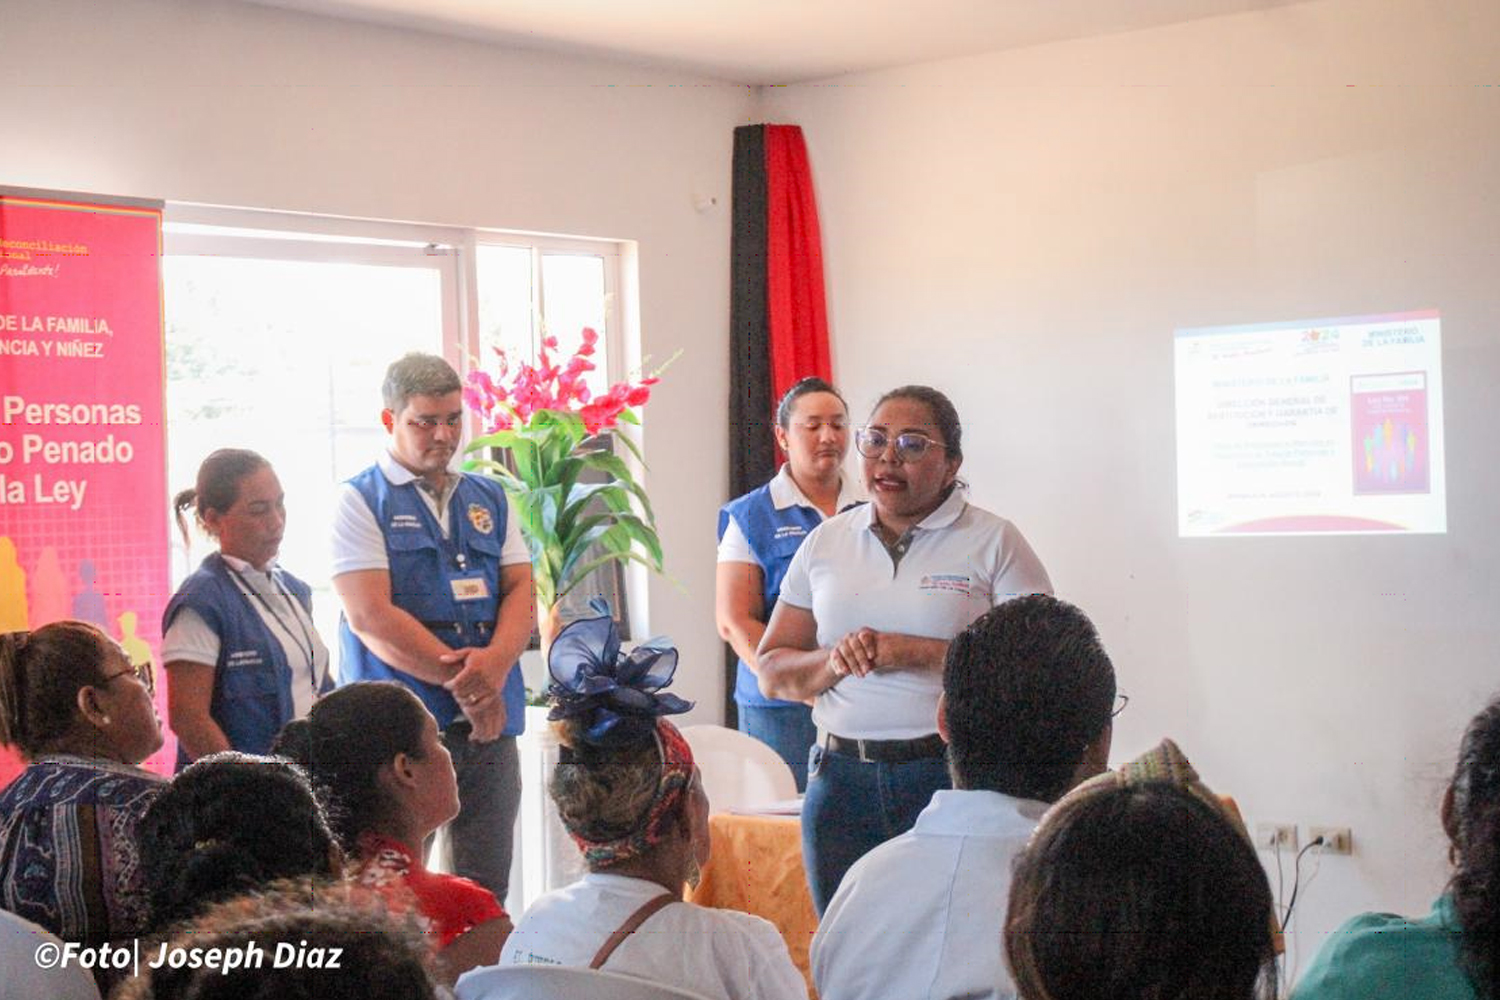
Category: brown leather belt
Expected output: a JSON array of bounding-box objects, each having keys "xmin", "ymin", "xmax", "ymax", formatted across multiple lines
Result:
[{"xmin": 826, "ymin": 732, "xmax": 945, "ymax": 763}]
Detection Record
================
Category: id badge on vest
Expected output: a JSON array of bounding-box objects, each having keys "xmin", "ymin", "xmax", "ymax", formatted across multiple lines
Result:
[{"xmin": 450, "ymin": 576, "xmax": 491, "ymax": 602}]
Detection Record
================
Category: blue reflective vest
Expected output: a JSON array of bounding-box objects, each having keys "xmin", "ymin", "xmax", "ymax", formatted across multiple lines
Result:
[
  {"xmin": 338, "ymin": 466, "xmax": 525, "ymax": 734},
  {"xmin": 163, "ymin": 552, "xmax": 332, "ymax": 770},
  {"xmin": 717, "ymin": 482, "xmax": 829, "ymax": 708}
]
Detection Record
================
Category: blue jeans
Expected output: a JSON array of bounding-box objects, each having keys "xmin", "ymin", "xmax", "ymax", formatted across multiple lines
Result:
[
  {"xmin": 737, "ymin": 702, "xmax": 818, "ymax": 794},
  {"xmin": 800, "ymin": 741, "xmax": 950, "ymax": 914}
]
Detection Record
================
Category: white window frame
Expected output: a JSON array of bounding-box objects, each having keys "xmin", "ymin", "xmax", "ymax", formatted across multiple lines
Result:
[{"xmin": 464, "ymin": 231, "xmax": 626, "ymax": 388}]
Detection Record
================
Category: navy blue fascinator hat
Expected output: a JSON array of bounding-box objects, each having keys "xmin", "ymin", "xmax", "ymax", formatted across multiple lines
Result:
[{"xmin": 546, "ymin": 598, "xmax": 693, "ymax": 748}]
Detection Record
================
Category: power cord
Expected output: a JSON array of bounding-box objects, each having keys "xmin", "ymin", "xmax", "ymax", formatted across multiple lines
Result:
[{"xmin": 1279, "ymin": 835, "xmax": 1327, "ymax": 933}]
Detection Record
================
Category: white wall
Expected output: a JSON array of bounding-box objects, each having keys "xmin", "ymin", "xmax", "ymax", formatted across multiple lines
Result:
[
  {"xmin": 758, "ymin": 0, "xmax": 1500, "ymax": 976},
  {"xmin": 1, "ymin": 0, "xmax": 752, "ymax": 721}
]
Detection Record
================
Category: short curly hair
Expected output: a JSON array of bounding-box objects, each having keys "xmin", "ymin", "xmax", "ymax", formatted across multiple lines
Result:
[
  {"xmin": 114, "ymin": 881, "xmax": 438, "ymax": 1000},
  {"xmin": 138, "ymin": 753, "xmax": 339, "ymax": 930}
]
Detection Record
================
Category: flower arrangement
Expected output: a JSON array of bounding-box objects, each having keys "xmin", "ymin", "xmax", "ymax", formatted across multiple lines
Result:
[{"xmin": 462, "ymin": 328, "xmax": 666, "ymax": 623}]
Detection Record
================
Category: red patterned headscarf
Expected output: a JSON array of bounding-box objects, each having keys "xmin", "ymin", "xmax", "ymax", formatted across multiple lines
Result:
[{"xmin": 547, "ymin": 599, "xmax": 696, "ymax": 867}]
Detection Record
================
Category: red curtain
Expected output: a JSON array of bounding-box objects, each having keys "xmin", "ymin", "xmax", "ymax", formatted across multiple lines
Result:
[{"xmin": 764, "ymin": 125, "xmax": 832, "ymax": 406}]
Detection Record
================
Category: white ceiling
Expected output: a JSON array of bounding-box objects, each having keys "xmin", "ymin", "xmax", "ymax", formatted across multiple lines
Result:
[{"xmin": 240, "ymin": 0, "xmax": 1306, "ymax": 85}]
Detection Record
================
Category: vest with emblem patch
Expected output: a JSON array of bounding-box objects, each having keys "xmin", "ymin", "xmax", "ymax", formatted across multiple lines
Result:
[
  {"xmin": 339, "ymin": 466, "xmax": 525, "ymax": 733},
  {"xmin": 718, "ymin": 481, "xmax": 827, "ymax": 708}
]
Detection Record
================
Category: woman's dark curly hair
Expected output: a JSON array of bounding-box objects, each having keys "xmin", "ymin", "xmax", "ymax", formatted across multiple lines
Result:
[
  {"xmin": 137, "ymin": 752, "xmax": 338, "ymax": 931},
  {"xmin": 114, "ymin": 880, "xmax": 438, "ymax": 1000},
  {"xmin": 1448, "ymin": 697, "xmax": 1500, "ymax": 997},
  {"xmin": 272, "ymin": 681, "xmax": 431, "ymax": 853},
  {"xmin": 1006, "ymin": 782, "xmax": 1278, "ymax": 1000}
]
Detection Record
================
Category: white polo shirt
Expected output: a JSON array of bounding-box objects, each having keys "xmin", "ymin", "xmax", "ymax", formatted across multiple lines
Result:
[
  {"xmin": 486, "ymin": 872, "xmax": 808, "ymax": 1000},
  {"xmin": 811, "ymin": 789, "xmax": 1046, "ymax": 1000},
  {"xmin": 716, "ymin": 465, "xmax": 863, "ymax": 566},
  {"xmin": 777, "ymin": 488, "xmax": 1052, "ymax": 739}
]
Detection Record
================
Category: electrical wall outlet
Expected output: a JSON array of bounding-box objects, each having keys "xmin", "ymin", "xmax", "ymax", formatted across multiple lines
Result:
[
  {"xmin": 1309, "ymin": 826, "xmax": 1353, "ymax": 855},
  {"xmin": 1255, "ymin": 822, "xmax": 1298, "ymax": 852}
]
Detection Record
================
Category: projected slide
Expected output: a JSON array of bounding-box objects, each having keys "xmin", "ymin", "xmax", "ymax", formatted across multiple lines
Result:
[{"xmin": 1175, "ymin": 310, "xmax": 1445, "ymax": 536}]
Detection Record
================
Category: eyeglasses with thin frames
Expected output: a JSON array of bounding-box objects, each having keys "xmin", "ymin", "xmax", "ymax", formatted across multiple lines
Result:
[
  {"xmin": 1112, "ymin": 692, "xmax": 1129, "ymax": 718},
  {"xmin": 101, "ymin": 661, "xmax": 155, "ymax": 698},
  {"xmin": 854, "ymin": 427, "xmax": 948, "ymax": 463},
  {"xmin": 406, "ymin": 414, "xmax": 464, "ymax": 431}
]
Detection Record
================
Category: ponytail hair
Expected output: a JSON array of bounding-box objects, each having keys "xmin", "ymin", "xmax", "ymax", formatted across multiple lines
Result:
[
  {"xmin": 271, "ymin": 682, "xmax": 431, "ymax": 853},
  {"xmin": 1448, "ymin": 697, "xmax": 1500, "ymax": 997},
  {"xmin": 173, "ymin": 448, "xmax": 269, "ymax": 549}
]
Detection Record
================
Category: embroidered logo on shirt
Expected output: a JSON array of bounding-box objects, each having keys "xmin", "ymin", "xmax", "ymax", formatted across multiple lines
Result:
[
  {"xmin": 773, "ymin": 525, "xmax": 808, "ymax": 540},
  {"xmin": 388, "ymin": 513, "xmax": 424, "ymax": 531},
  {"xmin": 467, "ymin": 503, "xmax": 494, "ymax": 535},
  {"xmin": 919, "ymin": 573, "xmax": 973, "ymax": 596}
]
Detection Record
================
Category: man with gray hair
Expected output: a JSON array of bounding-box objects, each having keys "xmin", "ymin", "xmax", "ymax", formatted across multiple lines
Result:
[{"xmin": 331, "ymin": 352, "xmax": 533, "ymax": 902}]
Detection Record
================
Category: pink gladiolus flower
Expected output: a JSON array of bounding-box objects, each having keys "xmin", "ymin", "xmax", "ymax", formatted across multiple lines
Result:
[
  {"xmin": 625, "ymin": 384, "xmax": 652, "ymax": 407},
  {"xmin": 462, "ymin": 385, "xmax": 490, "ymax": 413}
]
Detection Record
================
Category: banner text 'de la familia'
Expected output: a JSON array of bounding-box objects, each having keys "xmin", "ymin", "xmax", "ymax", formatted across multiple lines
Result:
[{"xmin": 1, "ymin": 194, "xmax": 172, "ymax": 784}]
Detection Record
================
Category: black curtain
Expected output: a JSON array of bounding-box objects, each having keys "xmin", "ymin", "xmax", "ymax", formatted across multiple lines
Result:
[{"xmin": 725, "ymin": 124, "xmax": 778, "ymax": 726}]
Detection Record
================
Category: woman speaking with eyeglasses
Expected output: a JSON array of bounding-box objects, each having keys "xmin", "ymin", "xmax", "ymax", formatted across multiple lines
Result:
[
  {"xmin": 162, "ymin": 449, "xmax": 332, "ymax": 770},
  {"xmin": 758, "ymin": 385, "xmax": 1052, "ymax": 913}
]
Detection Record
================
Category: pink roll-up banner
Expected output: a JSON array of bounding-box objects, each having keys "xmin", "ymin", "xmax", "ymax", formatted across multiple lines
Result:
[{"xmin": 0, "ymin": 190, "xmax": 173, "ymax": 785}]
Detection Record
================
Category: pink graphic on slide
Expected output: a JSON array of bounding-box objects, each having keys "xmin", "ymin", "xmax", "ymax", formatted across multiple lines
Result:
[{"xmin": 1351, "ymin": 372, "xmax": 1429, "ymax": 495}]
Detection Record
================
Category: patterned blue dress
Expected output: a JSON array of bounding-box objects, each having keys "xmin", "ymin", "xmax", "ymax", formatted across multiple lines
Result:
[{"xmin": 0, "ymin": 756, "xmax": 165, "ymax": 943}]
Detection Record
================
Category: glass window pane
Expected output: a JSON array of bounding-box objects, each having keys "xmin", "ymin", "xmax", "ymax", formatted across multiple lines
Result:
[
  {"xmin": 476, "ymin": 244, "xmax": 535, "ymax": 367},
  {"xmin": 541, "ymin": 253, "xmax": 608, "ymax": 395},
  {"xmin": 164, "ymin": 254, "xmax": 444, "ymax": 647}
]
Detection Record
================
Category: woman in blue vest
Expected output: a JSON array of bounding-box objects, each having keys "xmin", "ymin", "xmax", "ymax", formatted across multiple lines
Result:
[
  {"xmin": 716, "ymin": 377, "xmax": 858, "ymax": 791},
  {"xmin": 162, "ymin": 449, "xmax": 332, "ymax": 769}
]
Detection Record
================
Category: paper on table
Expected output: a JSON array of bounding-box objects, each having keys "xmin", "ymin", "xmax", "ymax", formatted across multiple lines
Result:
[{"xmin": 727, "ymin": 797, "xmax": 804, "ymax": 816}]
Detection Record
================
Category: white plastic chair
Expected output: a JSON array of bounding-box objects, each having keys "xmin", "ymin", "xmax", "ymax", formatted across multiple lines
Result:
[
  {"xmin": 456, "ymin": 963, "xmax": 716, "ymax": 1000},
  {"xmin": 679, "ymin": 723, "xmax": 798, "ymax": 811},
  {"xmin": 0, "ymin": 910, "xmax": 101, "ymax": 1000}
]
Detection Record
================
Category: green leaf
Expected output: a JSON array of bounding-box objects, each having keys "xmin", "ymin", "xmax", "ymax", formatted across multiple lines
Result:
[
  {"xmin": 610, "ymin": 429, "xmax": 647, "ymax": 467},
  {"xmin": 557, "ymin": 523, "xmax": 615, "ymax": 583},
  {"xmin": 578, "ymin": 452, "xmax": 657, "ymax": 525},
  {"xmin": 608, "ymin": 512, "xmax": 665, "ymax": 567},
  {"xmin": 557, "ymin": 550, "xmax": 661, "ymax": 600},
  {"xmin": 462, "ymin": 457, "xmax": 522, "ymax": 483},
  {"xmin": 466, "ymin": 430, "xmax": 521, "ymax": 453}
]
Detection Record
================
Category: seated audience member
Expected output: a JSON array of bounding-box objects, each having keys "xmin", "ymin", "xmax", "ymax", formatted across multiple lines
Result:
[
  {"xmin": 1294, "ymin": 696, "xmax": 1500, "ymax": 1000},
  {"xmin": 1005, "ymin": 781, "xmax": 1278, "ymax": 1000},
  {"xmin": 0, "ymin": 622, "xmax": 165, "ymax": 944},
  {"xmin": 274, "ymin": 681, "xmax": 512, "ymax": 983},
  {"xmin": 135, "ymin": 752, "xmax": 340, "ymax": 931},
  {"xmin": 113, "ymin": 882, "xmax": 440, "ymax": 1000},
  {"xmin": 0, "ymin": 909, "xmax": 102, "ymax": 1000},
  {"xmin": 465, "ymin": 602, "xmax": 807, "ymax": 1000},
  {"xmin": 812, "ymin": 594, "xmax": 1116, "ymax": 1000}
]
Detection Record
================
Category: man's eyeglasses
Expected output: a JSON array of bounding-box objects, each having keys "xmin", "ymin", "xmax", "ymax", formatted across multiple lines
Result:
[
  {"xmin": 406, "ymin": 414, "xmax": 464, "ymax": 431},
  {"xmin": 101, "ymin": 661, "xmax": 155, "ymax": 697},
  {"xmin": 1112, "ymin": 692, "xmax": 1129, "ymax": 718},
  {"xmin": 854, "ymin": 427, "xmax": 948, "ymax": 463}
]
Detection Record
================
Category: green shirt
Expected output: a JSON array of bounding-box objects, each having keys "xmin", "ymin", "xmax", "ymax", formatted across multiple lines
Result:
[{"xmin": 1294, "ymin": 895, "xmax": 1476, "ymax": 1000}]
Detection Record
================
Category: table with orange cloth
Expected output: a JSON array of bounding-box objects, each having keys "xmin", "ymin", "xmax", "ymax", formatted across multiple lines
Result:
[{"xmin": 685, "ymin": 812, "xmax": 818, "ymax": 997}]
